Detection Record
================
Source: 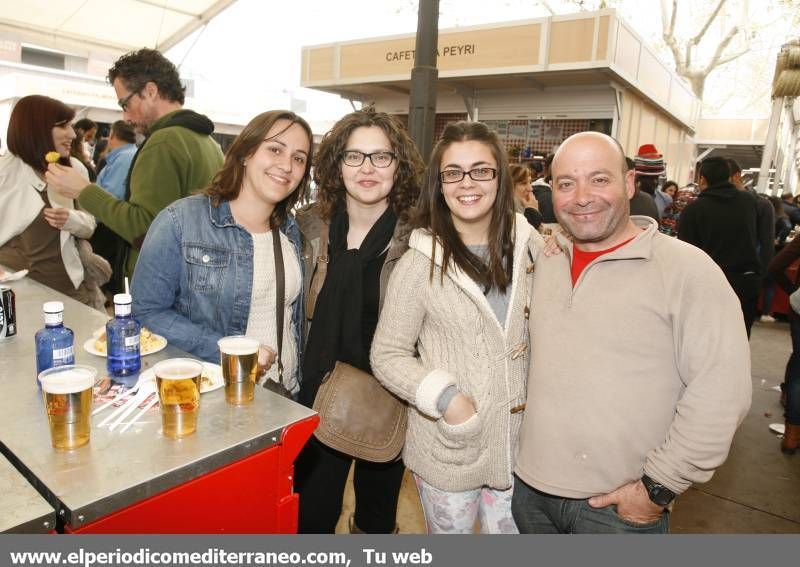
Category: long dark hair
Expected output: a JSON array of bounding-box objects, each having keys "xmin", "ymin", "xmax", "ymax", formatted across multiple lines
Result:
[
  {"xmin": 313, "ymin": 106, "xmax": 423, "ymax": 223},
  {"xmin": 7, "ymin": 95, "xmax": 74, "ymax": 172},
  {"xmin": 204, "ymin": 110, "xmax": 313, "ymax": 230},
  {"xmin": 415, "ymin": 121, "xmax": 515, "ymax": 292}
]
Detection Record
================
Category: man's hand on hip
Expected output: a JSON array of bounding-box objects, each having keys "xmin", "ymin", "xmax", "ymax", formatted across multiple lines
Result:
[
  {"xmin": 587, "ymin": 479, "xmax": 664, "ymax": 525},
  {"xmin": 45, "ymin": 163, "xmax": 90, "ymax": 199}
]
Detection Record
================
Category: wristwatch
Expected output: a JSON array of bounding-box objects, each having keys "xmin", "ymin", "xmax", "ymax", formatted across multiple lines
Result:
[{"xmin": 641, "ymin": 474, "xmax": 676, "ymax": 507}]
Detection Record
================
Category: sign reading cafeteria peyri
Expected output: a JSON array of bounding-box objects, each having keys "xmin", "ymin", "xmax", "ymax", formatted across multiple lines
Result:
[
  {"xmin": 386, "ymin": 43, "xmax": 476, "ymax": 62},
  {"xmin": 334, "ymin": 24, "xmax": 541, "ymax": 81}
]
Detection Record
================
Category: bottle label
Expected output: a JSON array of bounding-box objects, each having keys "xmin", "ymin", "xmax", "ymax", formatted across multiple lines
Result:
[
  {"xmin": 52, "ymin": 345, "xmax": 74, "ymax": 363},
  {"xmin": 44, "ymin": 312, "xmax": 63, "ymax": 326},
  {"xmin": 115, "ymin": 303, "xmax": 132, "ymax": 317},
  {"xmin": 124, "ymin": 335, "xmax": 140, "ymax": 349}
]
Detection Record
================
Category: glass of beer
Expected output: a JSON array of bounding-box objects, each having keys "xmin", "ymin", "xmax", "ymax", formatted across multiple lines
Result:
[
  {"xmin": 154, "ymin": 358, "xmax": 203, "ymax": 438},
  {"xmin": 218, "ymin": 336, "xmax": 260, "ymax": 405},
  {"xmin": 38, "ymin": 365, "xmax": 96, "ymax": 450}
]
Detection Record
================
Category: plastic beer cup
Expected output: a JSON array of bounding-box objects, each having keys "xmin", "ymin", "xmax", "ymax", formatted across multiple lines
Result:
[
  {"xmin": 38, "ymin": 365, "xmax": 96, "ymax": 450},
  {"xmin": 154, "ymin": 358, "xmax": 203, "ymax": 438}
]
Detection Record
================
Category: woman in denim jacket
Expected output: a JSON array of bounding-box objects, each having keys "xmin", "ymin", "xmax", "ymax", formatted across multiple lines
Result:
[{"xmin": 132, "ymin": 110, "xmax": 313, "ymax": 394}]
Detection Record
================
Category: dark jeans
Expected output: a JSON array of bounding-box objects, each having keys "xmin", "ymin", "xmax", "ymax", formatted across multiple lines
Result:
[
  {"xmin": 294, "ymin": 436, "xmax": 405, "ymax": 533},
  {"xmin": 762, "ymin": 276, "xmax": 776, "ymax": 316},
  {"xmin": 725, "ymin": 272, "xmax": 761, "ymax": 338},
  {"xmin": 511, "ymin": 476, "xmax": 668, "ymax": 534},
  {"xmin": 785, "ymin": 314, "xmax": 800, "ymax": 425}
]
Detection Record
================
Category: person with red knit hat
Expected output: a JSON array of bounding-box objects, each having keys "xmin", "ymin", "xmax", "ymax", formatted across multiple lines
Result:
[{"xmin": 634, "ymin": 144, "xmax": 672, "ymax": 217}]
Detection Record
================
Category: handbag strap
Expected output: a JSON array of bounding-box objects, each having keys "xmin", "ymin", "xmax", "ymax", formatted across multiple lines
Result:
[
  {"xmin": 314, "ymin": 220, "xmax": 330, "ymax": 294},
  {"xmin": 305, "ymin": 220, "xmax": 330, "ymax": 319},
  {"xmin": 271, "ymin": 226, "xmax": 285, "ymax": 386}
]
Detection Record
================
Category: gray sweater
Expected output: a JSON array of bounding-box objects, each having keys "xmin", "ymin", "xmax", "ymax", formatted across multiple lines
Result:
[
  {"xmin": 515, "ymin": 216, "xmax": 752, "ymax": 498},
  {"xmin": 371, "ymin": 215, "xmax": 542, "ymax": 491}
]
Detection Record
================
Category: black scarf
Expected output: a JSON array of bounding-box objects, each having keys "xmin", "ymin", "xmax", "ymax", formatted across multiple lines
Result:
[{"xmin": 299, "ymin": 203, "xmax": 397, "ymax": 407}]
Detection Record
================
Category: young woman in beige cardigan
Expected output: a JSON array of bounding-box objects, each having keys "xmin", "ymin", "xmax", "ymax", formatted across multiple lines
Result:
[{"xmin": 371, "ymin": 121, "xmax": 542, "ymax": 533}]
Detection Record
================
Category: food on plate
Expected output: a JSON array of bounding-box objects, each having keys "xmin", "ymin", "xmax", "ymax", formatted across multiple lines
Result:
[
  {"xmin": 94, "ymin": 327, "xmax": 164, "ymax": 354},
  {"xmin": 200, "ymin": 373, "xmax": 213, "ymax": 390},
  {"xmin": 45, "ymin": 151, "xmax": 61, "ymax": 164}
]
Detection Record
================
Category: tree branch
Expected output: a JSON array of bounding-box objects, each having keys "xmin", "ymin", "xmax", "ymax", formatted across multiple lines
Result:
[
  {"xmin": 703, "ymin": 25, "xmax": 741, "ymax": 75},
  {"xmin": 709, "ymin": 47, "xmax": 748, "ymax": 70},
  {"xmin": 661, "ymin": 0, "xmax": 686, "ymax": 72},
  {"xmin": 690, "ymin": 0, "xmax": 727, "ymax": 47}
]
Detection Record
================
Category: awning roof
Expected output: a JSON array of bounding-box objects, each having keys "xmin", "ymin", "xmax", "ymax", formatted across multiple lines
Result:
[{"xmin": 0, "ymin": 0, "xmax": 237, "ymax": 55}]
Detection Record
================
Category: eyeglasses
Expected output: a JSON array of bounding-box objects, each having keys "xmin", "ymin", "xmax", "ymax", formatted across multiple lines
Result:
[
  {"xmin": 341, "ymin": 150, "xmax": 396, "ymax": 168},
  {"xmin": 117, "ymin": 88, "xmax": 142, "ymax": 111},
  {"xmin": 439, "ymin": 167, "xmax": 498, "ymax": 184}
]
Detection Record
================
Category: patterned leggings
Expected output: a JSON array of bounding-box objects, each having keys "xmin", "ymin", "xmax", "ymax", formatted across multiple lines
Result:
[{"xmin": 413, "ymin": 474, "xmax": 519, "ymax": 534}]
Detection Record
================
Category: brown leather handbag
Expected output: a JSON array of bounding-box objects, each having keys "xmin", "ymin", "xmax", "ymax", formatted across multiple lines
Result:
[
  {"xmin": 312, "ymin": 361, "xmax": 407, "ymax": 462},
  {"xmin": 307, "ymin": 222, "xmax": 407, "ymax": 462}
]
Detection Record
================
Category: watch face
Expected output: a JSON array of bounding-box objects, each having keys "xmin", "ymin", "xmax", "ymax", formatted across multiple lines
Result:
[
  {"xmin": 651, "ymin": 486, "xmax": 674, "ymax": 507},
  {"xmin": 643, "ymin": 475, "xmax": 675, "ymax": 506}
]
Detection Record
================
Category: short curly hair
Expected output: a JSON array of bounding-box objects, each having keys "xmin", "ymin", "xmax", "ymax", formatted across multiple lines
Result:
[
  {"xmin": 313, "ymin": 107, "xmax": 423, "ymax": 223},
  {"xmin": 108, "ymin": 48, "xmax": 185, "ymax": 104}
]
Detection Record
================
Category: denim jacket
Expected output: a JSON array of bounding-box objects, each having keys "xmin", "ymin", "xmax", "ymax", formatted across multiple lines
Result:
[{"xmin": 132, "ymin": 194, "xmax": 304, "ymax": 389}]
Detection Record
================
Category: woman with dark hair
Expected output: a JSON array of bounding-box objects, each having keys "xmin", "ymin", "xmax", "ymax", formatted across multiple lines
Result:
[
  {"xmin": 72, "ymin": 117, "xmax": 98, "ymax": 179},
  {"xmin": 510, "ymin": 163, "xmax": 542, "ymax": 229},
  {"xmin": 662, "ymin": 180, "xmax": 679, "ymax": 199},
  {"xmin": 70, "ymin": 133, "xmax": 96, "ymax": 182},
  {"xmin": 131, "ymin": 110, "xmax": 312, "ymax": 391},
  {"xmin": 0, "ymin": 95, "xmax": 98, "ymax": 305},
  {"xmin": 370, "ymin": 121, "xmax": 542, "ymax": 533},
  {"xmin": 295, "ymin": 107, "xmax": 424, "ymax": 533}
]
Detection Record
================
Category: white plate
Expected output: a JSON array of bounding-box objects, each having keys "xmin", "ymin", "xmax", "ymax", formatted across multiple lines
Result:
[
  {"xmin": 769, "ymin": 423, "xmax": 786, "ymax": 435},
  {"xmin": 83, "ymin": 333, "xmax": 168, "ymax": 357},
  {"xmin": 137, "ymin": 362, "xmax": 223, "ymax": 394}
]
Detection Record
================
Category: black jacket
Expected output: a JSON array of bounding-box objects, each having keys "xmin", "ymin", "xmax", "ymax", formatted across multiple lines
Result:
[
  {"xmin": 531, "ymin": 180, "xmax": 556, "ymax": 223},
  {"xmin": 677, "ymin": 181, "xmax": 760, "ymax": 276}
]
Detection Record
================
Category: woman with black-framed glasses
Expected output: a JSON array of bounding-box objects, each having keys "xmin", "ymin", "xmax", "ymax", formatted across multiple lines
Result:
[
  {"xmin": 370, "ymin": 121, "xmax": 544, "ymax": 533},
  {"xmin": 294, "ymin": 107, "xmax": 424, "ymax": 533}
]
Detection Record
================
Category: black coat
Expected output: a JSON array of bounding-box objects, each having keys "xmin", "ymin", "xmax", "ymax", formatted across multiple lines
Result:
[{"xmin": 677, "ymin": 182, "xmax": 761, "ymax": 276}]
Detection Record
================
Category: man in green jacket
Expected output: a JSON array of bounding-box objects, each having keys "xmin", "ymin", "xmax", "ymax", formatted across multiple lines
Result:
[{"xmin": 46, "ymin": 48, "xmax": 224, "ymax": 280}]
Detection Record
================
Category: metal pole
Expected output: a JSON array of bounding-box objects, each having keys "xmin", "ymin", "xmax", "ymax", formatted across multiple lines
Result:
[
  {"xmin": 408, "ymin": 0, "xmax": 439, "ymax": 164},
  {"xmin": 757, "ymin": 97, "xmax": 783, "ymax": 195}
]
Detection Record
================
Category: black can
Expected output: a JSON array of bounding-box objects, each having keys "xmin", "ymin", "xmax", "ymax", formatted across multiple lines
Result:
[{"xmin": 0, "ymin": 286, "xmax": 16, "ymax": 341}]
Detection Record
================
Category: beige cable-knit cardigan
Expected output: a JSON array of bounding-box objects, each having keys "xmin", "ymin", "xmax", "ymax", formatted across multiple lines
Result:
[{"xmin": 371, "ymin": 214, "xmax": 542, "ymax": 491}]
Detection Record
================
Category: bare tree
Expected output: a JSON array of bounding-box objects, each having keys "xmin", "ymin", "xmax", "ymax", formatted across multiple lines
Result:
[{"xmin": 660, "ymin": 0, "xmax": 749, "ymax": 98}]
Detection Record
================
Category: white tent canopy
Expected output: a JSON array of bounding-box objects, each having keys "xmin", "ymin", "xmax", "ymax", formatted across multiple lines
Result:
[{"xmin": 0, "ymin": 0, "xmax": 237, "ymax": 56}]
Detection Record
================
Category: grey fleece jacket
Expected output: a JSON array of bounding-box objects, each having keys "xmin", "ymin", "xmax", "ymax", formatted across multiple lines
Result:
[{"xmin": 515, "ymin": 216, "xmax": 752, "ymax": 498}]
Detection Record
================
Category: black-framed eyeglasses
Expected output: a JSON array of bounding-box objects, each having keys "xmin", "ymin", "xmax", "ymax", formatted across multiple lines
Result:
[
  {"xmin": 341, "ymin": 150, "xmax": 396, "ymax": 168},
  {"xmin": 117, "ymin": 88, "xmax": 142, "ymax": 111},
  {"xmin": 439, "ymin": 167, "xmax": 497, "ymax": 184}
]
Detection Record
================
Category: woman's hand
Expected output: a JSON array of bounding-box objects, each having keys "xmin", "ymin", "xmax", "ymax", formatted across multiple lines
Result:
[
  {"xmin": 443, "ymin": 392, "xmax": 476, "ymax": 425},
  {"xmin": 257, "ymin": 345, "xmax": 277, "ymax": 379},
  {"xmin": 43, "ymin": 207, "xmax": 70, "ymax": 230}
]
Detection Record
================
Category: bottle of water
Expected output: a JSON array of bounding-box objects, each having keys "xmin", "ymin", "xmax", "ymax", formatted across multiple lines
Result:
[
  {"xmin": 106, "ymin": 293, "xmax": 141, "ymax": 384},
  {"xmin": 35, "ymin": 301, "xmax": 75, "ymax": 381}
]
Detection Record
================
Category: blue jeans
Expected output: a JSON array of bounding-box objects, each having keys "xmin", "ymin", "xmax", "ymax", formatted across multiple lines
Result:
[{"xmin": 511, "ymin": 476, "xmax": 668, "ymax": 534}]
